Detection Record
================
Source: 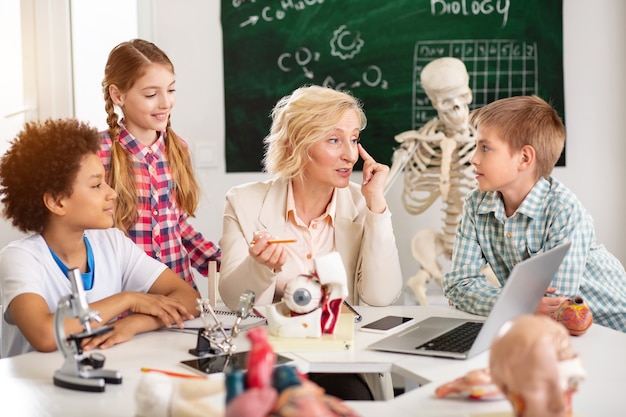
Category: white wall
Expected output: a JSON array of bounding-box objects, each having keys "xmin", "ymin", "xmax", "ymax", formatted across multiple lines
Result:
[
  {"xmin": 71, "ymin": 0, "xmax": 138, "ymax": 130},
  {"xmin": 2, "ymin": 1, "xmax": 625, "ymax": 303}
]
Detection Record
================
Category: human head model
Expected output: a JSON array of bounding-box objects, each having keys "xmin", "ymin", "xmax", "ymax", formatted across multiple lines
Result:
[
  {"xmin": 0, "ymin": 118, "xmax": 101, "ymax": 234},
  {"xmin": 262, "ymin": 85, "xmax": 367, "ymax": 180},
  {"xmin": 489, "ymin": 315, "xmax": 585, "ymax": 417},
  {"xmin": 420, "ymin": 57, "xmax": 472, "ymax": 133},
  {"xmin": 470, "ymin": 95, "xmax": 565, "ymax": 179}
]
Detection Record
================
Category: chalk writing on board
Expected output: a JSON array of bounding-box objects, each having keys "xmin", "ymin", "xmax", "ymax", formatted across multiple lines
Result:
[
  {"xmin": 234, "ymin": 0, "xmax": 511, "ymax": 29},
  {"xmin": 277, "ymin": 44, "xmax": 388, "ymax": 91},
  {"xmin": 430, "ymin": 0, "xmax": 511, "ymax": 27},
  {"xmin": 275, "ymin": 24, "xmax": 388, "ymax": 91},
  {"xmin": 413, "ymin": 39, "xmax": 538, "ymax": 128},
  {"xmin": 236, "ymin": 0, "xmax": 325, "ymax": 26},
  {"xmin": 330, "ymin": 25, "xmax": 364, "ymax": 60},
  {"xmin": 277, "ymin": 47, "xmax": 320, "ymax": 78},
  {"xmin": 323, "ymin": 65, "xmax": 388, "ymax": 91},
  {"xmin": 221, "ymin": 0, "xmax": 564, "ymax": 171}
]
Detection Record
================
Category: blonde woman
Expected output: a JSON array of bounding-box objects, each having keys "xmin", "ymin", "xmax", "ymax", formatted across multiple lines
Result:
[
  {"xmin": 219, "ymin": 85, "xmax": 403, "ymax": 401},
  {"xmin": 219, "ymin": 85, "xmax": 402, "ymax": 310}
]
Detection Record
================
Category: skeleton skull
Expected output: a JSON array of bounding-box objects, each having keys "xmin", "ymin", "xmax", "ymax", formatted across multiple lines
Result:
[{"xmin": 420, "ymin": 57, "xmax": 472, "ymax": 134}]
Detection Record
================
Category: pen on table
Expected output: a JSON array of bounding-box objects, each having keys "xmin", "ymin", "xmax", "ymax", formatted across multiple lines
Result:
[
  {"xmin": 343, "ymin": 300, "xmax": 362, "ymax": 323},
  {"xmin": 249, "ymin": 238, "xmax": 297, "ymax": 245},
  {"xmin": 140, "ymin": 367, "xmax": 205, "ymax": 379}
]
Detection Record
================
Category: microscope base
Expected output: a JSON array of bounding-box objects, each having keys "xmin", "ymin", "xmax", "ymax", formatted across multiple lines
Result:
[
  {"xmin": 53, "ymin": 369, "xmax": 123, "ymax": 392},
  {"xmin": 53, "ymin": 371, "xmax": 105, "ymax": 392}
]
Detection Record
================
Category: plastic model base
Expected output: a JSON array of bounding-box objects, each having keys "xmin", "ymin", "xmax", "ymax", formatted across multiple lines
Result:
[{"xmin": 189, "ymin": 328, "xmax": 225, "ymax": 357}]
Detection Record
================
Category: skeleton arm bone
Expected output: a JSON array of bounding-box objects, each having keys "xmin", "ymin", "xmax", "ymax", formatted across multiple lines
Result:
[
  {"xmin": 385, "ymin": 142, "xmax": 417, "ymax": 195},
  {"xmin": 384, "ymin": 125, "xmax": 448, "ymax": 195}
]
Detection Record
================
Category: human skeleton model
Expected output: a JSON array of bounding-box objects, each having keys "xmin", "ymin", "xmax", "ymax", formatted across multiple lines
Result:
[{"xmin": 385, "ymin": 57, "xmax": 479, "ymax": 305}]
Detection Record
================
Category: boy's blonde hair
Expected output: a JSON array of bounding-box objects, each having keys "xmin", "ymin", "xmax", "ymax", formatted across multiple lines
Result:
[
  {"xmin": 102, "ymin": 39, "xmax": 199, "ymax": 232},
  {"xmin": 470, "ymin": 95, "xmax": 565, "ymax": 179},
  {"xmin": 263, "ymin": 85, "xmax": 367, "ymax": 179}
]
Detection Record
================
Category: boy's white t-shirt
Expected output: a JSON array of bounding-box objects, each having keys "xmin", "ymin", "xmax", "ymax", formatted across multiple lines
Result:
[{"xmin": 0, "ymin": 228, "xmax": 167, "ymax": 357}]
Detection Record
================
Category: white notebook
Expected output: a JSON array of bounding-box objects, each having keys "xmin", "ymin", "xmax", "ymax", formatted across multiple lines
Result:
[{"xmin": 168, "ymin": 308, "xmax": 267, "ymax": 334}]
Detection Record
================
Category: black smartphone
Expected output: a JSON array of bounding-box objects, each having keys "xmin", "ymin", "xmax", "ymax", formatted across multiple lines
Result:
[{"xmin": 359, "ymin": 315, "xmax": 415, "ymax": 334}]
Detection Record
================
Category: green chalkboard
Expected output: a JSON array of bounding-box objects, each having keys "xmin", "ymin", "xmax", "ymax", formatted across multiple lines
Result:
[{"xmin": 222, "ymin": 0, "xmax": 564, "ymax": 172}]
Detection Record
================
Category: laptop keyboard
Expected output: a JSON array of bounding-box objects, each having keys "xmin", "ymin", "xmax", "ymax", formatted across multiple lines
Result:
[{"xmin": 415, "ymin": 321, "xmax": 483, "ymax": 353}]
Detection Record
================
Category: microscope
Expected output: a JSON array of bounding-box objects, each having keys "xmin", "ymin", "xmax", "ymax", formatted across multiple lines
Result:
[{"xmin": 53, "ymin": 268, "xmax": 122, "ymax": 392}]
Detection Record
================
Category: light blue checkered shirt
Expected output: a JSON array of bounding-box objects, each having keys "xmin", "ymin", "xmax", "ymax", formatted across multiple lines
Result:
[{"xmin": 443, "ymin": 177, "xmax": 626, "ymax": 332}]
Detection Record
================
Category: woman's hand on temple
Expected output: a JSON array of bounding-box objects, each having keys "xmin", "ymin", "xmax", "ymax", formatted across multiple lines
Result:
[{"xmin": 358, "ymin": 144, "xmax": 388, "ymax": 214}]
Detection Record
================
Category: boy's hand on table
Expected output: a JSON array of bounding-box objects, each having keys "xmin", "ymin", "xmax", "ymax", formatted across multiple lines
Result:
[{"xmin": 534, "ymin": 287, "xmax": 566, "ymax": 317}]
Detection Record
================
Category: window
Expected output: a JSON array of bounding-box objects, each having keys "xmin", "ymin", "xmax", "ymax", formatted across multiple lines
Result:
[
  {"xmin": 0, "ymin": 0, "xmax": 139, "ymax": 151},
  {"xmin": 0, "ymin": 0, "xmax": 140, "ymax": 249},
  {"xmin": 71, "ymin": 0, "xmax": 139, "ymax": 130},
  {"xmin": 0, "ymin": 0, "xmax": 26, "ymax": 154}
]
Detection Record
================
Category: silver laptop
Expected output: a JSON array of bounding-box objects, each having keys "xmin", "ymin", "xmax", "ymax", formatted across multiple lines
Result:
[{"xmin": 368, "ymin": 242, "xmax": 572, "ymax": 359}]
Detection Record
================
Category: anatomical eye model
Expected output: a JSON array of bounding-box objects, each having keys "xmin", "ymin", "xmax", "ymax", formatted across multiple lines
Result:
[
  {"xmin": 264, "ymin": 252, "xmax": 348, "ymax": 338},
  {"xmin": 283, "ymin": 275, "xmax": 323, "ymax": 314}
]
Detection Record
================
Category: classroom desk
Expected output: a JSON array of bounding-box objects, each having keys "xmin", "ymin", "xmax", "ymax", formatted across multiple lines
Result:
[{"xmin": 1, "ymin": 305, "xmax": 624, "ymax": 416}]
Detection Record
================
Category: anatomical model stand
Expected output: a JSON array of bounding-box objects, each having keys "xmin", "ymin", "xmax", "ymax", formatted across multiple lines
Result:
[
  {"xmin": 53, "ymin": 268, "xmax": 122, "ymax": 392},
  {"xmin": 189, "ymin": 290, "xmax": 256, "ymax": 356},
  {"xmin": 385, "ymin": 57, "xmax": 478, "ymax": 305}
]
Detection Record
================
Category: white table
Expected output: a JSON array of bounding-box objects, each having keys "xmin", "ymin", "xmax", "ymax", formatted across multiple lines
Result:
[
  {"xmin": 1, "ymin": 305, "xmax": 624, "ymax": 416},
  {"xmin": 345, "ymin": 306, "xmax": 626, "ymax": 416}
]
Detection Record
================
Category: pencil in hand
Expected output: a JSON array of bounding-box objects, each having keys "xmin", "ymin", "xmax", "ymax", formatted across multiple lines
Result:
[{"xmin": 249, "ymin": 238, "xmax": 297, "ymax": 245}]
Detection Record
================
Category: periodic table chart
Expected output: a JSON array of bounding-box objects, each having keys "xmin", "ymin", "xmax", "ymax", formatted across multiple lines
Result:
[{"xmin": 412, "ymin": 39, "xmax": 539, "ymax": 129}]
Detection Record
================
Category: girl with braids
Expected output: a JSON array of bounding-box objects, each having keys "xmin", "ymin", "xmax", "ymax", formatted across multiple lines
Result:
[{"xmin": 99, "ymin": 39, "xmax": 220, "ymax": 288}]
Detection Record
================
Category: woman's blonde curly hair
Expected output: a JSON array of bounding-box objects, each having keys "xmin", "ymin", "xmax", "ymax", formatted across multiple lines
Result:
[{"xmin": 263, "ymin": 85, "xmax": 367, "ymax": 180}]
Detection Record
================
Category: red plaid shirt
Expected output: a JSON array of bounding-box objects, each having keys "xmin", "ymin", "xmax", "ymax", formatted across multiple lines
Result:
[{"xmin": 99, "ymin": 127, "xmax": 221, "ymax": 285}]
